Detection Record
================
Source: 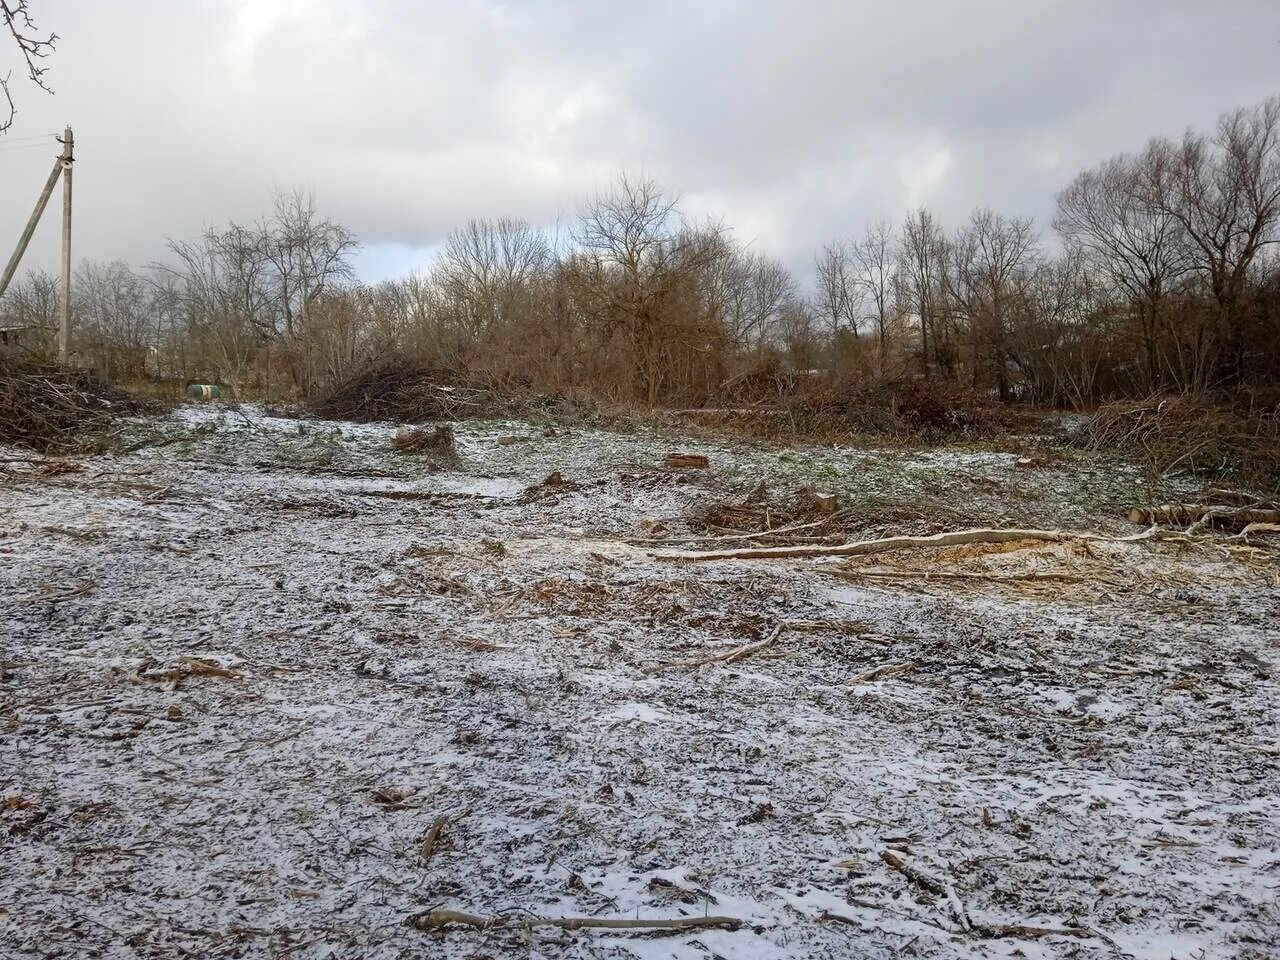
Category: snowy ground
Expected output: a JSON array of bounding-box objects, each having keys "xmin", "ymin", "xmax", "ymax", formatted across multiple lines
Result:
[{"xmin": 1, "ymin": 405, "xmax": 1277, "ymax": 960}]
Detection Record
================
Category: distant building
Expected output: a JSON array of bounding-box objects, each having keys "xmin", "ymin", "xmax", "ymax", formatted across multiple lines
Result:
[{"xmin": 0, "ymin": 322, "xmax": 32, "ymax": 351}]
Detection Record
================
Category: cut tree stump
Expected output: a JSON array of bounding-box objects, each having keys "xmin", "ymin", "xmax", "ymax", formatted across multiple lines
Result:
[
  {"xmin": 801, "ymin": 488, "xmax": 838, "ymax": 514},
  {"xmin": 665, "ymin": 453, "xmax": 709, "ymax": 469}
]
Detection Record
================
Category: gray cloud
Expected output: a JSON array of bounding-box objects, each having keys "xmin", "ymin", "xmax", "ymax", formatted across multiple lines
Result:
[{"xmin": 2, "ymin": 0, "xmax": 1277, "ymax": 284}]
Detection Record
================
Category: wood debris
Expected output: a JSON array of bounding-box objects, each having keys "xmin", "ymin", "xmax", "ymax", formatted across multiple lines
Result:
[
  {"xmin": 664, "ymin": 453, "xmax": 709, "ymax": 469},
  {"xmin": 409, "ymin": 909, "xmax": 743, "ymax": 933}
]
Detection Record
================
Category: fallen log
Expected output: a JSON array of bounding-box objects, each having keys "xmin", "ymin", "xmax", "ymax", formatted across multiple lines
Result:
[
  {"xmin": 409, "ymin": 909, "xmax": 743, "ymax": 933},
  {"xmin": 653, "ymin": 527, "xmax": 1160, "ymax": 562},
  {"xmin": 1238, "ymin": 521, "xmax": 1280, "ymax": 543},
  {"xmin": 833, "ymin": 569, "xmax": 1086, "ymax": 584},
  {"xmin": 1128, "ymin": 504, "xmax": 1279, "ymax": 531}
]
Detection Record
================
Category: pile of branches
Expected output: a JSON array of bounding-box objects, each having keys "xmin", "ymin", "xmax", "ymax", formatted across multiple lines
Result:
[
  {"xmin": 787, "ymin": 378, "xmax": 1033, "ymax": 439},
  {"xmin": 308, "ymin": 359, "xmax": 511, "ymax": 423},
  {"xmin": 0, "ymin": 357, "xmax": 158, "ymax": 453},
  {"xmin": 1078, "ymin": 393, "xmax": 1280, "ymax": 492},
  {"xmin": 710, "ymin": 359, "xmax": 796, "ymax": 406}
]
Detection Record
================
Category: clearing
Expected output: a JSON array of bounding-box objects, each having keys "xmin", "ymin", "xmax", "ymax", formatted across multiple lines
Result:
[{"xmin": 1, "ymin": 406, "xmax": 1277, "ymax": 959}]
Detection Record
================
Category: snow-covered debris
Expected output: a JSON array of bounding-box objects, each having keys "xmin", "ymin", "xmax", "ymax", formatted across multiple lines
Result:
[{"xmin": 1, "ymin": 405, "xmax": 1276, "ymax": 959}]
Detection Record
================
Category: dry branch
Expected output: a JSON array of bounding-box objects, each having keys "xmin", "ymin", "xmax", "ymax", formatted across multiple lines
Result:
[
  {"xmin": 419, "ymin": 815, "xmax": 448, "ymax": 864},
  {"xmin": 977, "ymin": 923, "xmax": 1100, "ymax": 941},
  {"xmin": 850, "ymin": 661, "xmax": 916, "ymax": 683},
  {"xmin": 833, "ymin": 569, "xmax": 1086, "ymax": 585},
  {"xmin": 409, "ymin": 909, "xmax": 743, "ymax": 933},
  {"xmin": 22, "ymin": 578, "xmax": 95, "ymax": 602},
  {"xmin": 653, "ymin": 527, "xmax": 1159, "ymax": 562},
  {"xmin": 646, "ymin": 623, "xmax": 784, "ymax": 675},
  {"xmin": 880, "ymin": 851, "xmax": 970, "ymax": 931}
]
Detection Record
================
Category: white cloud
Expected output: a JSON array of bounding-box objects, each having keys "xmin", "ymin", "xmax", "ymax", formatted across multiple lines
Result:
[{"xmin": 1, "ymin": 0, "xmax": 1277, "ymax": 284}]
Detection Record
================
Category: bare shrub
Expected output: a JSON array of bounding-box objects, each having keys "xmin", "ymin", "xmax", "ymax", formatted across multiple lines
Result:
[
  {"xmin": 789, "ymin": 378, "xmax": 1025, "ymax": 439},
  {"xmin": 1078, "ymin": 394, "xmax": 1280, "ymax": 491}
]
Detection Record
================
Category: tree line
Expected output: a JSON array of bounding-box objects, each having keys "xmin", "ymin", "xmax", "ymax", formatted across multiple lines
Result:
[{"xmin": 3, "ymin": 96, "xmax": 1279, "ymax": 408}]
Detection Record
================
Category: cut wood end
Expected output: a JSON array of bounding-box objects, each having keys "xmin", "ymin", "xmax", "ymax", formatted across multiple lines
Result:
[{"xmin": 664, "ymin": 453, "xmax": 710, "ymax": 469}]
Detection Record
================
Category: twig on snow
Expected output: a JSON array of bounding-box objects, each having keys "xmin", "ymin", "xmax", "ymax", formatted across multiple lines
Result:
[
  {"xmin": 419, "ymin": 815, "xmax": 449, "ymax": 864},
  {"xmin": 646, "ymin": 623, "xmax": 784, "ymax": 675},
  {"xmin": 850, "ymin": 662, "xmax": 916, "ymax": 683}
]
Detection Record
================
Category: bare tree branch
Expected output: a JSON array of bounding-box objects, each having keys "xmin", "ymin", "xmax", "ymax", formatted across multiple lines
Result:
[{"xmin": 1, "ymin": 0, "xmax": 57, "ymax": 133}]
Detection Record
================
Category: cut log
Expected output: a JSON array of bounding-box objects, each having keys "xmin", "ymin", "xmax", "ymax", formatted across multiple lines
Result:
[
  {"xmin": 1127, "ymin": 504, "xmax": 1279, "ymax": 531},
  {"xmin": 665, "ymin": 453, "xmax": 710, "ymax": 470},
  {"xmin": 392, "ymin": 425, "xmax": 455, "ymax": 453}
]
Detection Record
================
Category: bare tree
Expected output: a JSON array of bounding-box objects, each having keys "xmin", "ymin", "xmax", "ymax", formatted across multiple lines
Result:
[
  {"xmin": 1146, "ymin": 97, "xmax": 1280, "ymax": 384},
  {"xmin": 0, "ymin": 264, "xmax": 56, "ymax": 353},
  {"xmin": 73, "ymin": 260, "xmax": 152, "ymax": 378},
  {"xmin": 701, "ymin": 238, "xmax": 793, "ymax": 354},
  {"xmin": 1, "ymin": 1, "xmax": 56, "ymax": 133},
  {"xmin": 572, "ymin": 174, "xmax": 724, "ymax": 405},
  {"xmin": 948, "ymin": 209, "xmax": 1038, "ymax": 399},
  {"xmin": 850, "ymin": 221, "xmax": 897, "ymax": 373},
  {"xmin": 259, "ymin": 189, "xmax": 358, "ymax": 342},
  {"xmin": 814, "ymin": 241, "xmax": 861, "ymax": 338},
  {"xmin": 897, "ymin": 209, "xmax": 947, "ymax": 376},
  {"xmin": 1056, "ymin": 149, "xmax": 1192, "ymax": 390},
  {"xmin": 434, "ymin": 216, "xmax": 552, "ymax": 343},
  {"xmin": 160, "ymin": 225, "xmax": 275, "ymax": 395}
]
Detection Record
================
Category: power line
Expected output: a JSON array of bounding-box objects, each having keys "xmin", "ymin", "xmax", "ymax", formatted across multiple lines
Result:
[
  {"xmin": 0, "ymin": 131, "xmax": 59, "ymax": 144},
  {"xmin": 0, "ymin": 140, "xmax": 58, "ymax": 153}
]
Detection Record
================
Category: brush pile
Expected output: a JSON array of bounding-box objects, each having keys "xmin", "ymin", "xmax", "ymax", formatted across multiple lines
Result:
[
  {"xmin": 0, "ymin": 357, "xmax": 157, "ymax": 453},
  {"xmin": 775, "ymin": 378, "xmax": 1037, "ymax": 440},
  {"xmin": 309, "ymin": 360, "xmax": 503, "ymax": 423},
  {"xmin": 1078, "ymin": 393, "xmax": 1280, "ymax": 491}
]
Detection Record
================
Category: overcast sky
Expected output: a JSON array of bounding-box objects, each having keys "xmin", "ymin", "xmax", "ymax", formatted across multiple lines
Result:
[{"xmin": 2, "ymin": 0, "xmax": 1277, "ymax": 284}]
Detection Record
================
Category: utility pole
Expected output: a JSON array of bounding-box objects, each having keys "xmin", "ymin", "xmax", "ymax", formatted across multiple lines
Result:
[
  {"xmin": 58, "ymin": 126, "xmax": 74, "ymax": 364},
  {"xmin": 0, "ymin": 134, "xmax": 66, "ymax": 301}
]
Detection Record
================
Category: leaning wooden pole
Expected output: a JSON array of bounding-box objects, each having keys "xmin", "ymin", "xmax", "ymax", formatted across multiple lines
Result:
[
  {"xmin": 0, "ymin": 146, "xmax": 64, "ymax": 301},
  {"xmin": 58, "ymin": 126, "xmax": 74, "ymax": 364}
]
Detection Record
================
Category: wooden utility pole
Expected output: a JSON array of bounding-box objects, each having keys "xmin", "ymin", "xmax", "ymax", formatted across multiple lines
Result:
[
  {"xmin": 0, "ymin": 134, "xmax": 66, "ymax": 301},
  {"xmin": 58, "ymin": 126, "xmax": 74, "ymax": 364}
]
